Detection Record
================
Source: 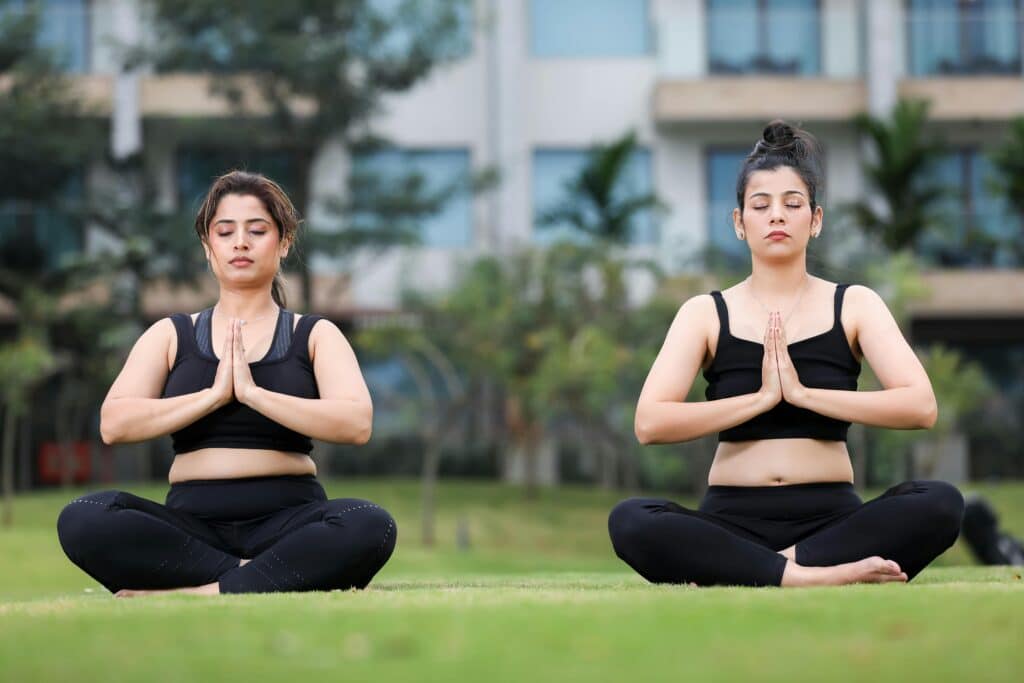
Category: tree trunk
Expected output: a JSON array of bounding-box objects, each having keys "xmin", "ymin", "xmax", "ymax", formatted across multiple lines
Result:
[
  {"xmin": 57, "ymin": 379, "xmax": 76, "ymax": 489},
  {"xmin": 18, "ymin": 412, "xmax": 31, "ymax": 491},
  {"xmin": 420, "ymin": 438, "xmax": 441, "ymax": 547},
  {"xmin": 421, "ymin": 396, "xmax": 468, "ymax": 547},
  {"xmin": 2, "ymin": 404, "xmax": 17, "ymax": 527},
  {"xmin": 620, "ymin": 438, "xmax": 639, "ymax": 493},
  {"xmin": 598, "ymin": 434, "xmax": 617, "ymax": 490}
]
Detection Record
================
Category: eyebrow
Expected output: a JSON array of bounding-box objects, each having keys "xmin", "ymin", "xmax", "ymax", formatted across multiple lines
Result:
[
  {"xmin": 213, "ymin": 218, "xmax": 271, "ymax": 226},
  {"xmin": 748, "ymin": 191, "xmax": 807, "ymax": 200}
]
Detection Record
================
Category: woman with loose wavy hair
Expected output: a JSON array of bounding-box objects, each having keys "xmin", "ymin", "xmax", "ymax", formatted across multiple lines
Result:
[
  {"xmin": 57, "ymin": 170, "xmax": 396, "ymax": 596},
  {"xmin": 609, "ymin": 121, "xmax": 964, "ymax": 588}
]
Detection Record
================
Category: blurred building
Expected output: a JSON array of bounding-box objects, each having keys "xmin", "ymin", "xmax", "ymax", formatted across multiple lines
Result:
[
  {"xmin": 16, "ymin": 1, "xmax": 1020, "ymax": 288},
  {"xmin": 3, "ymin": 0, "xmax": 1023, "ymax": 481}
]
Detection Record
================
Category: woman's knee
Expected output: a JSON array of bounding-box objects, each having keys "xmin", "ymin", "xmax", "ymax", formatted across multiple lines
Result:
[
  {"xmin": 56, "ymin": 491, "xmax": 120, "ymax": 548},
  {"xmin": 323, "ymin": 499, "xmax": 397, "ymax": 559},
  {"xmin": 608, "ymin": 498, "xmax": 663, "ymax": 554},
  {"xmin": 920, "ymin": 480, "xmax": 966, "ymax": 537}
]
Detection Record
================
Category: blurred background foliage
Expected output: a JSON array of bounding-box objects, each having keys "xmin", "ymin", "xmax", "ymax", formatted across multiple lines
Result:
[{"xmin": 0, "ymin": 0, "xmax": 1021, "ymax": 515}]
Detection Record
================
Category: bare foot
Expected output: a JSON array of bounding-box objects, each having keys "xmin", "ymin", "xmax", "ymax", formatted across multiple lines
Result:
[
  {"xmin": 115, "ymin": 582, "xmax": 220, "ymax": 598},
  {"xmin": 782, "ymin": 556, "xmax": 908, "ymax": 587}
]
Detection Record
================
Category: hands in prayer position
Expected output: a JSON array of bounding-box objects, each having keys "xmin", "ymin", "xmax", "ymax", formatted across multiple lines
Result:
[
  {"xmin": 759, "ymin": 311, "xmax": 808, "ymax": 411},
  {"xmin": 210, "ymin": 319, "xmax": 259, "ymax": 409}
]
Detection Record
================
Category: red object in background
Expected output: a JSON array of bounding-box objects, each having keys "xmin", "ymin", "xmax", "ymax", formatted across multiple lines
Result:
[{"xmin": 38, "ymin": 441, "xmax": 92, "ymax": 484}]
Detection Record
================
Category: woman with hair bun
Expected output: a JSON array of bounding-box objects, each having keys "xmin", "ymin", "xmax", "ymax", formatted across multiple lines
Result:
[
  {"xmin": 608, "ymin": 121, "xmax": 963, "ymax": 587},
  {"xmin": 56, "ymin": 171, "xmax": 396, "ymax": 596}
]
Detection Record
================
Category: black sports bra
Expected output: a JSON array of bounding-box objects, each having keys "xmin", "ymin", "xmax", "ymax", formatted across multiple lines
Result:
[
  {"xmin": 161, "ymin": 308, "xmax": 323, "ymax": 455},
  {"xmin": 702, "ymin": 283, "xmax": 862, "ymax": 442}
]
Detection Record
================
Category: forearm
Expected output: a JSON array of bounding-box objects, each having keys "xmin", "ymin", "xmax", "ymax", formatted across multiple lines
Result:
[
  {"xmin": 101, "ymin": 390, "xmax": 221, "ymax": 444},
  {"xmin": 636, "ymin": 392, "xmax": 772, "ymax": 444},
  {"xmin": 243, "ymin": 387, "xmax": 372, "ymax": 445},
  {"xmin": 791, "ymin": 386, "xmax": 936, "ymax": 430}
]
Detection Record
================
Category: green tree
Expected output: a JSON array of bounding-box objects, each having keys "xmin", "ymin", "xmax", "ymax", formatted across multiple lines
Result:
[
  {"xmin": 849, "ymin": 252, "xmax": 992, "ymax": 485},
  {"xmin": 532, "ymin": 130, "xmax": 668, "ymax": 489},
  {"xmin": 990, "ymin": 116, "xmax": 1024, "ymax": 263},
  {"xmin": 0, "ymin": 3, "xmax": 104, "ymax": 490},
  {"xmin": 0, "ymin": 339, "xmax": 55, "ymax": 525},
  {"xmin": 847, "ymin": 99, "xmax": 949, "ymax": 252},
  {"xmin": 537, "ymin": 130, "xmax": 663, "ymax": 245},
  {"xmin": 142, "ymin": 0, "xmax": 475, "ymax": 310},
  {"xmin": 363, "ymin": 245, "xmax": 676, "ymax": 498},
  {"xmin": 358, "ymin": 324, "xmax": 466, "ymax": 545}
]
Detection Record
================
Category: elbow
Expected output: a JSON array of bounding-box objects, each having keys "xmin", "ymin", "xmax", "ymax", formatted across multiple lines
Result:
[
  {"xmin": 919, "ymin": 398, "xmax": 938, "ymax": 430},
  {"xmin": 634, "ymin": 410, "xmax": 656, "ymax": 446},
  {"xmin": 99, "ymin": 422, "xmax": 121, "ymax": 445},
  {"xmin": 99, "ymin": 407, "xmax": 121, "ymax": 445},
  {"xmin": 635, "ymin": 424, "xmax": 654, "ymax": 446},
  {"xmin": 352, "ymin": 422, "xmax": 372, "ymax": 446},
  {"xmin": 348, "ymin": 404, "xmax": 373, "ymax": 445}
]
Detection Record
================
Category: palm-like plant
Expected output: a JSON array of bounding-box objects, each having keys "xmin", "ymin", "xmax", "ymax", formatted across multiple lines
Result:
[
  {"xmin": 848, "ymin": 99, "xmax": 949, "ymax": 252},
  {"xmin": 989, "ymin": 116, "xmax": 1024, "ymax": 262},
  {"xmin": 537, "ymin": 131, "xmax": 664, "ymax": 245}
]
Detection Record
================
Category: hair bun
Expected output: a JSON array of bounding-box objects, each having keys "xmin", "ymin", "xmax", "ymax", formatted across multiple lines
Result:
[{"xmin": 759, "ymin": 120, "xmax": 798, "ymax": 153}]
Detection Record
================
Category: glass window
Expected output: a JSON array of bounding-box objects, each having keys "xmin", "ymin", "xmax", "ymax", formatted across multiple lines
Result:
[
  {"xmin": 176, "ymin": 148, "xmax": 299, "ymax": 212},
  {"xmin": 0, "ymin": 171, "xmax": 84, "ymax": 271},
  {"xmin": 920, "ymin": 148, "xmax": 1019, "ymax": 266},
  {"xmin": 352, "ymin": 148, "xmax": 473, "ymax": 248},
  {"xmin": 706, "ymin": 149, "xmax": 749, "ymax": 265},
  {"xmin": 908, "ymin": 0, "xmax": 1021, "ymax": 75},
  {"xmin": 530, "ymin": 0, "xmax": 651, "ymax": 57},
  {"xmin": 367, "ymin": 0, "xmax": 474, "ymax": 60},
  {"xmin": 532, "ymin": 147, "xmax": 657, "ymax": 245},
  {"xmin": 707, "ymin": 0, "xmax": 820, "ymax": 75},
  {"xmin": 1, "ymin": 0, "xmax": 90, "ymax": 72}
]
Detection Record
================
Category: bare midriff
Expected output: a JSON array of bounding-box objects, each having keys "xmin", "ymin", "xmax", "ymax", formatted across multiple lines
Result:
[
  {"xmin": 708, "ymin": 438, "xmax": 853, "ymax": 487},
  {"xmin": 168, "ymin": 448, "xmax": 317, "ymax": 484}
]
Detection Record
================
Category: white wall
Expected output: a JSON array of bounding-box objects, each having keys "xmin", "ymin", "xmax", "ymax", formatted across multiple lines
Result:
[{"xmin": 652, "ymin": 0, "xmax": 705, "ymax": 78}]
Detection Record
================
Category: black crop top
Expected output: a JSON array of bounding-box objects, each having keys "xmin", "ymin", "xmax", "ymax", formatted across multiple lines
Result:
[
  {"xmin": 161, "ymin": 308, "xmax": 324, "ymax": 455},
  {"xmin": 702, "ymin": 283, "xmax": 861, "ymax": 442}
]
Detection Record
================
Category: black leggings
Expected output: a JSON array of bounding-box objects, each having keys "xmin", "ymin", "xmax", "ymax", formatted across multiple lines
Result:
[
  {"xmin": 608, "ymin": 480, "xmax": 964, "ymax": 587},
  {"xmin": 56, "ymin": 475, "xmax": 397, "ymax": 594}
]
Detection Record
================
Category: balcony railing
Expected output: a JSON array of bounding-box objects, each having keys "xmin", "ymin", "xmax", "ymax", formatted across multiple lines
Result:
[
  {"xmin": 907, "ymin": 6, "xmax": 1023, "ymax": 76},
  {"xmin": 917, "ymin": 208, "xmax": 1022, "ymax": 268},
  {"xmin": 658, "ymin": 3, "xmax": 862, "ymax": 79},
  {"xmin": 707, "ymin": 6, "xmax": 822, "ymax": 76}
]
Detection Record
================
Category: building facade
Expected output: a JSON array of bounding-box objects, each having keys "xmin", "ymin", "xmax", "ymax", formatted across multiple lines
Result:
[{"xmin": 4, "ymin": 0, "xmax": 1024, "ymax": 481}]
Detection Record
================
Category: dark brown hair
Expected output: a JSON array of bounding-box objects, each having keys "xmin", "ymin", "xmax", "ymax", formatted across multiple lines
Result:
[
  {"xmin": 194, "ymin": 170, "xmax": 299, "ymax": 308},
  {"xmin": 736, "ymin": 120, "xmax": 823, "ymax": 212}
]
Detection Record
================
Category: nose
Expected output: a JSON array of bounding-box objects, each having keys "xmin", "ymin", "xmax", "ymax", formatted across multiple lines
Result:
[
  {"xmin": 768, "ymin": 200, "xmax": 786, "ymax": 224},
  {"xmin": 233, "ymin": 231, "xmax": 250, "ymax": 250}
]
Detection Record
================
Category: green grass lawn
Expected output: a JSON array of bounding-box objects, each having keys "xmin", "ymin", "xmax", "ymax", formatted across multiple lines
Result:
[{"xmin": 2, "ymin": 479, "xmax": 1023, "ymax": 682}]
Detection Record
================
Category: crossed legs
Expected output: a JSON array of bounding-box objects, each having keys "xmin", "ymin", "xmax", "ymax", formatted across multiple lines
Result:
[{"xmin": 608, "ymin": 480, "xmax": 964, "ymax": 587}]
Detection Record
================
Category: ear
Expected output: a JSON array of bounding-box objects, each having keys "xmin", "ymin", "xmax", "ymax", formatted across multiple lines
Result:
[
  {"xmin": 812, "ymin": 205, "xmax": 824, "ymax": 236},
  {"xmin": 732, "ymin": 207, "xmax": 744, "ymax": 239}
]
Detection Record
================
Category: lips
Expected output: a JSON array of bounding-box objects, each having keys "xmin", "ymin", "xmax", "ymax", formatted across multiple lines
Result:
[
  {"xmin": 230, "ymin": 258, "xmax": 253, "ymax": 265},
  {"xmin": 766, "ymin": 231, "xmax": 790, "ymax": 239}
]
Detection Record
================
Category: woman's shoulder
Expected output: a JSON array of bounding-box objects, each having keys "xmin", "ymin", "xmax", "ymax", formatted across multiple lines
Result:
[{"xmin": 665, "ymin": 293, "xmax": 718, "ymax": 341}]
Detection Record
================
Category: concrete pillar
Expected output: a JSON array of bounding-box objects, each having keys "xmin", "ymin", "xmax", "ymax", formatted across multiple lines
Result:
[
  {"xmin": 110, "ymin": 0, "xmax": 142, "ymax": 159},
  {"xmin": 491, "ymin": 0, "xmax": 530, "ymax": 248}
]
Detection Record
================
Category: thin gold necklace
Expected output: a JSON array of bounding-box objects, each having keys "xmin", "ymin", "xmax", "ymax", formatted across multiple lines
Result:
[
  {"xmin": 212, "ymin": 304, "xmax": 279, "ymax": 326},
  {"xmin": 744, "ymin": 274, "xmax": 811, "ymax": 327}
]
